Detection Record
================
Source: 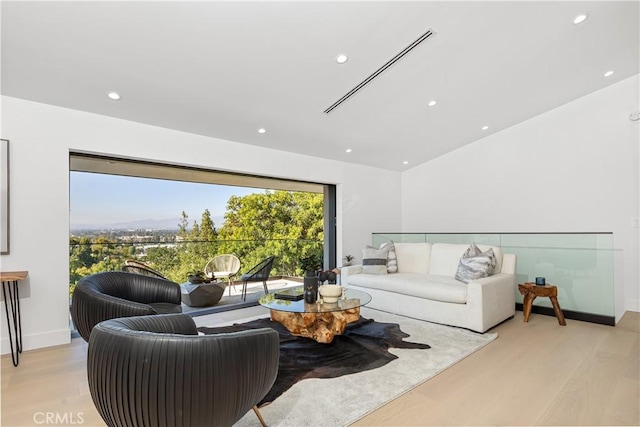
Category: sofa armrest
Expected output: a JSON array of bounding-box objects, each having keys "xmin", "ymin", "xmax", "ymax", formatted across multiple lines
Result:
[
  {"xmin": 468, "ymin": 272, "xmax": 514, "ymax": 287},
  {"xmin": 467, "ymin": 273, "xmax": 516, "ymax": 303},
  {"xmin": 340, "ymin": 264, "xmax": 363, "ymax": 286},
  {"xmin": 466, "ymin": 273, "xmax": 516, "ymax": 331}
]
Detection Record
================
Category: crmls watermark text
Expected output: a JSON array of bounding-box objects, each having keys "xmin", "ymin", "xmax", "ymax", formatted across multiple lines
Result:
[{"xmin": 33, "ymin": 412, "xmax": 84, "ymax": 425}]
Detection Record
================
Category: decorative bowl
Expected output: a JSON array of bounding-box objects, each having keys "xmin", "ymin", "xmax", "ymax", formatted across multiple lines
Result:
[{"xmin": 319, "ymin": 284, "xmax": 342, "ymax": 303}]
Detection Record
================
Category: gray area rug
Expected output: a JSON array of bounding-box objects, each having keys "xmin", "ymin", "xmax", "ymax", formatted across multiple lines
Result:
[
  {"xmin": 199, "ymin": 314, "xmax": 431, "ymax": 406},
  {"xmin": 214, "ymin": 307, "xmax": 498, "ymax": 427}
]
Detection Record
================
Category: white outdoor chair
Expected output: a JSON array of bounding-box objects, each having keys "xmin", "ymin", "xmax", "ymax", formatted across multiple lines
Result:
[{"xmin": 204, "ymin": 254, "xmax": 241, "ymax": 296}]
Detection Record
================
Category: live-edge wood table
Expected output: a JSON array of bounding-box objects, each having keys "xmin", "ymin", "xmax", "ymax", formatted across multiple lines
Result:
[
  {"xmin": 518, "ymin": 282, "xmax": 566, "ymax": 326},
  {"xmin": 259, "ymin": 287, "xmax": 372, "ymax": 344},
  {"xmin": 1, "ymin": 270, "xmax": 28, "ymax": 366}
]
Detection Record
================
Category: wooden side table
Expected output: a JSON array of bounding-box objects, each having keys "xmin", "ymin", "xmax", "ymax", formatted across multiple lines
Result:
[
  {"xmin": 1, "ymin": 271, "xmax": 28, "ymax": 366},
  {"xmin": 518, "ymin": 282, "xmax": 566, "ymax": 326}
]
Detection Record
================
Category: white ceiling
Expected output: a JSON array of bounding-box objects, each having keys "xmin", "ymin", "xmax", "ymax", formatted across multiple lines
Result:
[{"xmin": 2, "ymin": 1, "xmax": 638, "ymax": 171}]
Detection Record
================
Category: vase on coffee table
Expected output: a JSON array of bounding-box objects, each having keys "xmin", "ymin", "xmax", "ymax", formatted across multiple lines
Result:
[{"xmin": 303, "ymin": 271, "xmax": 318, "ymax": 303}]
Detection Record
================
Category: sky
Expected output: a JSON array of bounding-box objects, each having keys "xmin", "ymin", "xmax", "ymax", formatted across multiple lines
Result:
[{"xmin": 70, "ymin": 172, "xmax": 258, "ymax": 228}]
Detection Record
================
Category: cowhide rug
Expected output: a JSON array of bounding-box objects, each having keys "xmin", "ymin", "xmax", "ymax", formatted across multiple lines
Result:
[{"xmin": 198, "ymin": 316, "xmax": 430, "ymax": 406}]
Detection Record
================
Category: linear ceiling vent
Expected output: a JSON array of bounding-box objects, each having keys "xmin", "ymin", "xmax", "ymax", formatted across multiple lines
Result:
[{"xmin": 324, "ymin": 28, "xmax": 436, "ymax": 114}]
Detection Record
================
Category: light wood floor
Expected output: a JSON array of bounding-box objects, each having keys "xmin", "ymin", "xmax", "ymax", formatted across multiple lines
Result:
[{"xmin": 2, "ymin": 310, "xmax": 638, "ymax": 427}]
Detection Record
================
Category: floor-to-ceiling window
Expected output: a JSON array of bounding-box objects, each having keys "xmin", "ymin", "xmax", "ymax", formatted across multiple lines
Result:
[{"xmin": 69, "ymin": 152, "xmax": 336, "ymax": 301}]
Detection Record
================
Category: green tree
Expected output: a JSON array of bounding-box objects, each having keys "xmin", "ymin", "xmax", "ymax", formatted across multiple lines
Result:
[
  {"xmin": 199, "ymin": 209, "xmax": 217, "ymax": 241},
  {"xmin": 68, "ymin": 235, "xmax": 133, "ymax": 296},
  {"xmin": 145, "ymin": 246, "xmax": 180, "ymax": 276},
  {"xmin": 218, "ymin": 190, "xmax": 323, "ymax": 275},
  {"xmin": 178, "ymin": 211, "xmax": 189, "ymax": 240},
  {"xmin": 196, "ymin": 209, "xmax": 218, "ymax": 263},
  {"xmin": 69, "ymin": 236, "xmax": 96, "ymax": 285}
]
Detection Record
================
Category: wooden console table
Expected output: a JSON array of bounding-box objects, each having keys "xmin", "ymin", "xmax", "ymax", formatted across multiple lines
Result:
[
  {"xmin": 518, "ymin": 282, "xmax": 566, "ymax": 326},
  {"xmin": 1, "ymin": 271, "xmax": 28, "ymax": 366}
]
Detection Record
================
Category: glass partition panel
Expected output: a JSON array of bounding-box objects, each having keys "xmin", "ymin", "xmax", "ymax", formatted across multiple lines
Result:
[
  {"xmin": 500, "ymin": 233, "xmax": 614, "ymax": 317},
  {"xmin": 500, "ymin": 233, "xmax": 612, "ymax": 250},
  {"xmin": 371, "ymin": 232, "xmax": 614, "ymax": 318},
  {"xmin": 426, "ymin": 233, "xmax": 501, "ymax": 246},
  {"xmin": 372, "ymin": 233, "xmax": 426, "ymax": 246}
]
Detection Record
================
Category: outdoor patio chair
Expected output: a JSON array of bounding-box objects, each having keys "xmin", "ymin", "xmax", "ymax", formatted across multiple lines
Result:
[
  {"xmin": 87, "ymin": 314, "xmax": 279, "ymax": 427},
  {"xmin": 204, "ymin": 254, "xmax": 241, "ymax": 296},
  {"xmin": 121, "ymin": 260, "xmax": 169, "ymax": 281},
  {"xmin": 71, "ymin": 271, "xmax": 182, "ymax": 342},
  {"xmin": 240, "ymin": 256, "xmax": 275, "ymax": 301}
]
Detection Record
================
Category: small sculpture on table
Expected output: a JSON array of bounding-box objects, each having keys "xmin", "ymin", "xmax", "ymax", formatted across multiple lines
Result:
[
  {"xmin": 318, "ymin": 284, "xmax": 342, "ymax": 303},
  {"xmin": 317, "ymin": 269, "xmax": 338, "ymax": 284},
  {"xmin": 187, "ymin": 271, "xmax": 211, "ymax": 284}
]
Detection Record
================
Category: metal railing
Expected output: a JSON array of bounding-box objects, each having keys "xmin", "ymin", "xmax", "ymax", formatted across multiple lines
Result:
[{"xmin": 69, "ymin": 238, "xmax": 324, "ymax": 292}]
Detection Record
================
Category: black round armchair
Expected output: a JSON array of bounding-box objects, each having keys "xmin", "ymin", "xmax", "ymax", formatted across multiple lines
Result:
[
  {"xmin": 71, "ymin": 271, "xmax": 182, "ymax": 342},
  {"xmin": 87, "ymin": 314, "xmax": 279, "ymax": 427}
]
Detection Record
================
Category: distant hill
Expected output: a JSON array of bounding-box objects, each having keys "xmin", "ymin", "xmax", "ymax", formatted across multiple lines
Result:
[{"xmin": 70, "ymin": 216, "xmax": 225, "ymax": 231}]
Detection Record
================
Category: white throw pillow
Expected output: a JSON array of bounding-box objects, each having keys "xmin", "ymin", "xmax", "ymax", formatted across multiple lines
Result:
[
  {"xmin": 361, "ymin": 247, "xmax": 389, "ymax": 275},
  {"xmin": 455, "ymin": 243, "xmax": 496, "ymax": 284},
  {"xmin": 380, "ymin": 241, "xmax": 398, "ymax": 273}
]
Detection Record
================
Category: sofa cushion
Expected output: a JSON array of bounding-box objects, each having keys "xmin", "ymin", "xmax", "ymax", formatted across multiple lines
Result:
[
  {"xmin": 394, "ymin": 243, "xmax": 432, "ymax": 274},
  {"xmin": 380, "ymin": 241, "xmax": 398, "ymax": 273},
  {"xmin": 455, "ymin": 243, "xmax": 497, "ymax": 284},
  {"xmin": 426, "ymin": 244, "xmax": 464, "ymax": 276},
  {"xmin": 347, "ymin": 272, "xmax": 467, "ymax": 304},
  {"xmin": 361, "ymin": 246, "xmax": 388, "ymax": 274}
]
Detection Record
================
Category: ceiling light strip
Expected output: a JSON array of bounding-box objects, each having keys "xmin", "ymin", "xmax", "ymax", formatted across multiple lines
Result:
[{"xmin": 324, "ymin": 28, "xmax": 436, "ymax": 114}]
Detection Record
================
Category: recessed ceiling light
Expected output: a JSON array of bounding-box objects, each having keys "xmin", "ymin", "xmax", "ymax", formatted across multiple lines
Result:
[
  {"xmin": 604, "ymin": 70, "xmax": 615, "ymax": 77},
  {"xmin": 482, "ymin": 126, "xmax": 489, "ymax": 130},
  {"xmin": 257, "ymin": 128, "xmax": 266, "ymax": 134},
  {"xmin": 428, "ymin": 100, "xmax": 437, "ymax": 107},
  {"xmin": 107, "ymin": 92, "xmax": 120, "ymax": 100},
  {"xmin": 403, "ymin": 161, "xmax": 409, "ymax": 165},
  {"xmin": 336, "ymin": 54, "xmax": 348, "ymax": 64},
  {"xmin": 573, "ymin": 14, "xmax": 588, "ymax": 25},
  {"xmin": 346, "ymin": 148, "xmax": 352, "ymax": 153}
]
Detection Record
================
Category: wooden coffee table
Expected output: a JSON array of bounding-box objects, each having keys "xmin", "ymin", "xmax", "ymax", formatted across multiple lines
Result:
[{"xmin": 259, "ymin": 287, "xmax": 372, "ymax": 343}]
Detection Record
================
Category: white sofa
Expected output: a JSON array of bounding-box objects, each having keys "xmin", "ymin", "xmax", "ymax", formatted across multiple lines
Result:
[{"xmin": 341, "ymin": 242, "xmax": 517, "ymax": 333}]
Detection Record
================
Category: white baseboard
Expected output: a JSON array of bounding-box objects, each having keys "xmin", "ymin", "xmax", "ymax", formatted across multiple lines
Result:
[
  {"xmin": 625, "ymin": 298, "xmax": 640, "ymax": 313},
  {"xmin": 1, "ymin": 328, "xmax": 71, "ymax": 355}
]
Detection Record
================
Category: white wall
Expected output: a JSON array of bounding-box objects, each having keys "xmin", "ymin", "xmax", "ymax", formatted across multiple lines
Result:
[
  {"xmin": 0, "ymin": 96, "xmax": 401, "ymax": 354},
  {"xmin": 401, "ymin": 75, "xmax": 640, "ymax": 320},
  {"xmin": 2, "ymin": 74, "xmax": 637, "ymax": 353}
]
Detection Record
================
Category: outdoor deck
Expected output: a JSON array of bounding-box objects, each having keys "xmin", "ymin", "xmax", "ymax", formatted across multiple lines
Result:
[{"xmin": 180, "ymin": 276, "xmax": 303, "ymax": 317}]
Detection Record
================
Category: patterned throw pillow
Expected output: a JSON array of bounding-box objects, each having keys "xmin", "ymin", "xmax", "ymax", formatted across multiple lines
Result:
[
  {"xmin": 455, "ymin": 243, "xmax": 496, "ymax": 284},
  {"xmin": 380, "ymin": 241, "xmax": 398, "ymax": 273},
  {"xmin": 362, "ymin": 246, "xmax": 389, "ymax": 275}
]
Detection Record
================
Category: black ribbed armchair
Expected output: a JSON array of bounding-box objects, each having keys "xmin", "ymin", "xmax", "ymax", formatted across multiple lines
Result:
[
  {"xmin": 87, "ymin": 314, "xmax": 280, "ymax": 427},
  {"xmin": 71, "ymin": 271, "xmax": 182, "ymax": 342}
]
